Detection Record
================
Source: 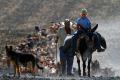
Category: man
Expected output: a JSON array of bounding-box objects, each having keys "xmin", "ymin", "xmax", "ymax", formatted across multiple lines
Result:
[
  {"xmin": 72, "ymin": 8, "xmax": 104, "ymax": 52},
  {"xmin": 56, "ymin": 19, "xmax": 74, "ymax": 76}
]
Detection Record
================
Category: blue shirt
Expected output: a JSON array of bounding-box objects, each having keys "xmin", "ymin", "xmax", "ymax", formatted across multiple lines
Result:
[{"xmin": 76, "ymin": 17, "xmax": 91, "ymax": 30}]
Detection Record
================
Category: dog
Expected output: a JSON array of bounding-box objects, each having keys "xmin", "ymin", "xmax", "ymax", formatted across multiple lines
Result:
[{"xmin": 5, "ymin": 45, "xmax": 43, "ymax": 77}]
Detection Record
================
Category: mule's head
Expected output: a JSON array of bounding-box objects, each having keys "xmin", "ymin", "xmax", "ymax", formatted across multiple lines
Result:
[
  {"xmin": 85, "ymin": 32, "xmax": 95, "ymax": 49},
  {"xmin": 86, "ymin": 24, "xmax": 98, "ymax": 49},
  {"xmin": 80, "ymin": 24, "xmax": 98, "ymax": 50}
]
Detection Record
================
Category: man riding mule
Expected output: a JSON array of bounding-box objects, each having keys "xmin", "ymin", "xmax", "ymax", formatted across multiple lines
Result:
[
  {"xmin": 72, "ymin": 8, "xmax": 105, "ymax": 53},
  {"xmin": 63, "ymin": 24, "xmax": 107, "ymax": 77},
  {"xmin": 63, "ymin": 8, "xmax": 107, "ymax": 77}
]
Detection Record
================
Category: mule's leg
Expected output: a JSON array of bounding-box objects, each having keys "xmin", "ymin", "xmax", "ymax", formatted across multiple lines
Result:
[
  {"xmin": 83, "ymin": 60, "xmax": 86, "ymax": 76},
  {"xmin": 82, "ymin": 55, "xmax": 87, "ymax": 76},
  {"xmin": 76, "ymin": 55, "xmax": 81, "ymax": 76},
  {"xmin": 88, "ymin": 54, "xmax": 92, "ymax": 77},
  {"xmin": 88, "ymin": 58, "xmax": 91, "ymax": 77},
  {"xmin": 77, "ymin": 59, "xmax": 81, "ymax": 76}
]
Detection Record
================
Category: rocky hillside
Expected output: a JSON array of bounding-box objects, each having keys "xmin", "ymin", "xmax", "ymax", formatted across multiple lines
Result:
[
  {"xmin": 0, "ymin": 0, "xmax": 120, "ymax": 53},
  {"xmin": 0, "ymin": 0, "xmax": 120, "ymax": 29}
]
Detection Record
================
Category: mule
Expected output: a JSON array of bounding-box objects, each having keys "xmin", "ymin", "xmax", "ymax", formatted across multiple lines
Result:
[{"xmin": 63, "ymin": 24, "xmax": 107, "ymax": 77}]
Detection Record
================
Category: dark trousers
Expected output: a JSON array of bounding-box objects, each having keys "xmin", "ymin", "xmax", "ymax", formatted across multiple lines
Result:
[
  {"xmin": 59, "ymin": 46, "xmax": 66, "ymax": 74},
  {"xmin": 66, "ymin": 54, "xmax": 74, "ymax": 74},
  {"xmin": 59, "ymin": 46, "xmax": 74, "ymax": 75}
]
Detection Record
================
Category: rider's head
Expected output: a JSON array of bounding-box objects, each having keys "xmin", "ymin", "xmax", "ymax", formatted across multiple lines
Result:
[{"xmin": 80, "ymin": 8, "xmax": 88, "ymax": 17}]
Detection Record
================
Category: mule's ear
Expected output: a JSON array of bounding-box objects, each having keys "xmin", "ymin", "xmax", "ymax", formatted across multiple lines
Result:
[
  {"xmin": 91, "ymin": 24, "xmax": 98, "ymax": 32},
  {"xmin": 9, "ymin": 46, "xmax": 13, "ymax": 51}
]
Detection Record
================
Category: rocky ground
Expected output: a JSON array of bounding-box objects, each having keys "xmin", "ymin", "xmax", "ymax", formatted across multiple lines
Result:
[
  {"xmin": 0, "ymin": 74, "xmax": 120, "ymax": 80},
  {"xmin": 0, "ymin": 66, "xmax": 119, "ymax": 80}
]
